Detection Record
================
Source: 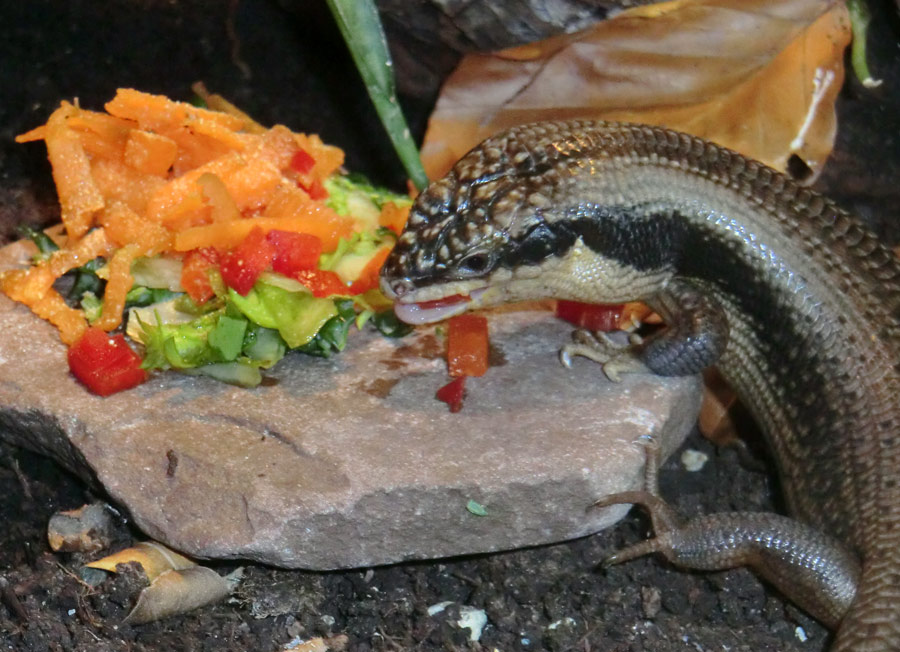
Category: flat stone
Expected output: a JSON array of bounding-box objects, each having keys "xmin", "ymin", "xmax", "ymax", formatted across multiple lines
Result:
[{"xmin": 0, "ymin": 239, "xmax": 702, "ymax": 569}]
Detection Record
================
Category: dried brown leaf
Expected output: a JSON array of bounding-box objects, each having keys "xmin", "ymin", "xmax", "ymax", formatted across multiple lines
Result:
[
  {"xmin": 421, "ymin": 0, "xmax": 850, "ymax": 181},
  {"xmin": 84, "ymin": 541, "xmax": 195, "ymax": 582},
  {"xmin": 699, "ymin": 369, "xmax": 740, "ymax": 445},
  {"xmin": 124, "ymin": 566, "xmax": 242, "ymax": 625}
]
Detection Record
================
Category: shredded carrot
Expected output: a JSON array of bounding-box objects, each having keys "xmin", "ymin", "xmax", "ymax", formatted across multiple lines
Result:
[
  {"xmin": 378, "ymin": 201, "xmax": 411, "ymax": 235},
  {"xmin": 45, "ymin": 102, "xmax": 105, "ymax": 239},
  {"xmin": 4, "ymin": 87, "xmax": 377, "ymax": 346},
  {"xmin": 174, "ymin": 210, "xmax": 353, "ymax": 253},
  {"xmin": 124, "ymin": 130, "xmax": 178, "ymax": 177},
  {"xmin": 96, "ymin": 243, "xmax": 141, "ymax": 331}
]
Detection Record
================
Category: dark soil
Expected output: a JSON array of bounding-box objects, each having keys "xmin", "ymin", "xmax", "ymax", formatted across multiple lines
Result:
[{"xmin": 1, "ymin": 1, "xmax": 898, "ymax": 651}]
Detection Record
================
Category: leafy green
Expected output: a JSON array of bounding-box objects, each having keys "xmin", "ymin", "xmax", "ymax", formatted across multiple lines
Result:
[
  {"xmin": 68, "ymin": 257, "xmax": 105, "ymax": 300},
  {"xmin": 228, "ymin": 283, "xmax": 338, "ymax": 348},
  {"xmin": 325, "ymin": 173, "xmax": 411, "ymax": 217},
  {"xmin": 242, "ymin": 325, "xmax": 286, "ymax": 368},
  {"xmin": 124, "ymin": 286, "xmax": 181, "ymax": 309},
  {"xmin": 369, "ymin": 308, "xmax": 413, "ymax": 338},
  {"xmin": 80, "ymin": 291, "xmax": 102, "ymax": 323},
  {"xmin": 183, "ymin": 361, "xmax": 262, "ymax": 388},
  {"xmin": 325, "ymin": 0, "xmax": 428, "ymax": 190},
  {"xmin": 207, "ymin": 314, "xmax": 247, "ymax": 361},
  {"xmin": 295, "ymin": 299, "xmax": 356, "ymax": 357},
  {"xmin": 18, "ymin": 225, "xmax": 59, "ymax": 260}
]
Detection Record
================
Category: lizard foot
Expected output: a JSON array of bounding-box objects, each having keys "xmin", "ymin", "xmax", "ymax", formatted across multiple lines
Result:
[
  {"xmin": 559, "ymin": 329, "xmax": 647, "ymax": 382},
  {"xmin": 590, "ymin": 436, "xmax": 860, "ymax": 629}
]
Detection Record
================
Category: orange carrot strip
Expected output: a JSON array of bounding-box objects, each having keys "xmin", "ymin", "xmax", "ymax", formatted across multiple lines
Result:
[
  {"xmin": 145, "ymin": 153, "xmax": 244, "ymax": 222},
  {"xmin": 105, "ymin": 88, "xmax": 246, "ymax": 131},
  {"xmin": 221, "ymin": 157, "xmax": 282, "ymax": 211},
  {"xmin": 15, "ymin": 125, "xmax": 48, "ymax": 143},
  {"xmin": 96, "ymin": 243, "xmax": 142, "ymax": 331},
  {"xmin": 47, "ymin": 227, "xmax": 114, "ymax": 278},
  {"xmin": 91, "ymin": 158, "xmax": 167, "ymax": 216},
  {"xmin": 294, "ymin": 132, "xmax": 344, "ymax": 180},
  {"xmin": 188, "ymin": 117, "xmax": 252, "ymax": 151},
  {"xmin": 378, "ymin": 201, "xmax": 411, "ymax": 235},
  {"xmin": 99, "ymin": 202, "xmax": 172, "ymax": 255},
  {"xmin": 45, "ymin": 102, "xmax": 105, "ymax": 239},
  {"xmin": 33, "ymin": 291, "xmax": 87, "ymax": 345},
  {"xmin": 67, "ymin": 111, "xmax": 134, "ymax": 162},
  {"xmin": 251, "ymin": 125, "xmax": 302, "ymax": 171},
  {"xmin": 173, "ymin": 209, "xmax": 353, "ymax": 253},
  {"xmin": 196, "ymin": 173, "xmax": 241, "ymax": 222},
  {"xmin": 124, "ymin": 129, "xmax": 178, "ymax": 177}
]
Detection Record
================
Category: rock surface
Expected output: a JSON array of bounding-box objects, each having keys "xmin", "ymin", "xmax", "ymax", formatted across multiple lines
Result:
[{"xmin": 0, "ymin": 239, "xmax": 702, "ymax": 569}]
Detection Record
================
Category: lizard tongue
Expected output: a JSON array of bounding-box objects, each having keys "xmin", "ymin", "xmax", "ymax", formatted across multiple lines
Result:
[{"xmin": 393, "ymin": 293, "xmax": 474, "ymax": 325}]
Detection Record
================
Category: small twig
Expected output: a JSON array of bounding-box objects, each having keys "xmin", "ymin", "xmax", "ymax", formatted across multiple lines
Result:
[
  {"xmin": 5, "ymin": 453, "xmax": 33, "ymax": 501},
  {"xmin": 226, "ymin": 0, "xmax": 252, "ymax": 80}
]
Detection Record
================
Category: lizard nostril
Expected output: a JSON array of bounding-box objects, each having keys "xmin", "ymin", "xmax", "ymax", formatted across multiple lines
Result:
[{"xmin": 388, "ymin": 278, "xmax": 415, "ymax": 299}]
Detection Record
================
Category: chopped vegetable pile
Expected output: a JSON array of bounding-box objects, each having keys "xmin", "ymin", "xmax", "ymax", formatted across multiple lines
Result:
[{"xmin": 2, "ymin": 88, "xmax": 414, "ymax": 394}]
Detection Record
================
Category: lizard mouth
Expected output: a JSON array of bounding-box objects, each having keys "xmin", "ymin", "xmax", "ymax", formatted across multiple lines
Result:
[{"xmin": 393, "ymin": 287, "xmax": 489, "ymax": 325}]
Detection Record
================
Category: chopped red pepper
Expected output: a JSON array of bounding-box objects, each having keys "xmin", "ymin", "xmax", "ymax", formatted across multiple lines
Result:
[
  {"xmin": 289, "ymin": 149, "xmax": 316, "ymax": 175},
  {"xmin": 555, "ymin": 300, "xmax": 624, "ymax": 332},
  {"xmin": 447, "ymin": 313, "xmax": 489, "ymax": 378},
  {"xmin": 68, "ymin": 327, "xmax": 147, "ymax": 396},
  {"xmin": 304, "ymin": 177, "xmax": 329, "ymax": 200},
  {"xmin": 266, "ymin": 230, "xmax": 323, "ymax": 276},
  {"xmin": 220, "ymin": 226, "xmax": 276, "ymax": 296},
  {"xmin": 436, "ymin": 376, "xmax": 466, "ymax": 413},
  {"xmin": 180, "ymin": 247, "xmax": 219, "ymax": 304},
  {"xmin": 348, "ymin": 246, "xmax": 391, "ymax": 295},
  {"xmin": 293, "ymin": 268, "xmax": 348, "ymax": 298}
]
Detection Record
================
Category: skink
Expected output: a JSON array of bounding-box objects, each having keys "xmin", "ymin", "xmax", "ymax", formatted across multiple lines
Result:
[{"xmin": 379, "ymin": 120, "xmax": 900, "ymax": 651}]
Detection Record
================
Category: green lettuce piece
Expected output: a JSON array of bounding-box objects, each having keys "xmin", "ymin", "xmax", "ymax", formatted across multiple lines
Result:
[
  {"xmin": 208, "ymin": 314, "xmax": 247, "ymax": 361},
  {"xmin": 183, "ymin": 361, "xmax": 262, "ymax": 388},
  {"xmin": 80, "ymin": 291, "xmax": 102, "ymax": 323},
  {"xmin": 138, "ymin": 310, "xmax": 222, "ymax": 370},
  {"xmin": 295, "ymin": 299, "xmax": 356, "ymax": 357},
  {"xmin": 124, "ymin": 286, "xmax": 181, "ymax": 309},
  {"xmin": 228, "ymin": 283, "xmax": 338, "ymax": 349},
  {"xmin": 369, "ymin": 308, "xmax": 413, "ymax": 338},
  {"xmin": 243, "ymin": 325, "xmax": 286, "ymax": 368},
  {"xmin": 18, "ymin": 225, "xmax": 59, "ymax": 260},
  {"xmin": 324, "ymin": 173, "xmax": 411, "ymax": 218}
]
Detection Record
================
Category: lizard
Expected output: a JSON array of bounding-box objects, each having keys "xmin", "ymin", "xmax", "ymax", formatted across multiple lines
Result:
[{"xmin": 379, "ymin": 120, "xmax": 900, "ymax": 651}]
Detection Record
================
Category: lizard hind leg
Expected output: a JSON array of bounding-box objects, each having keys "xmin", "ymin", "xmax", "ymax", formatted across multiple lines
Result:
[{"xmin": 594, "ymin": 437, "xmax": 861, "ymax": 630}]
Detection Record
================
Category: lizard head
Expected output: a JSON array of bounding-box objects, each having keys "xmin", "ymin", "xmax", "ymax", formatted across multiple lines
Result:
[{"xmin": 380, "ymin": 147, "xmax": 578, "ymax": 323}]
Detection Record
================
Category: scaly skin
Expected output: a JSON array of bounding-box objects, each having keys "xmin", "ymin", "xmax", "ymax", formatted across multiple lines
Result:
[{"xmin": 380, "ymin": 120, "xmax": 900, "ymax": 651}]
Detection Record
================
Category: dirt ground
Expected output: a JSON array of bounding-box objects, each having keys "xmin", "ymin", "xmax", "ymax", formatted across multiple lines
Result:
[{"xmin": 1, "ymin": 1, "xmax": 899, "ymax": 651}]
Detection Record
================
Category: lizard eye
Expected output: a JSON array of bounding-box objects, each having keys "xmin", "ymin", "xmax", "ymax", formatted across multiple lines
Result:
[{"xmin": 457, "ymin": 252, "xmax": 491, "ymax": 276}]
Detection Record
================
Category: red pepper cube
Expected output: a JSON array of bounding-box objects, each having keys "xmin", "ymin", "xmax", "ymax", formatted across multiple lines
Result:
[
  {"xmin": 68, "ymin": 327, "xmax": 148, "ymax": 396},
  {"xmin": 436, "ymin": 376, "xmax": 467, "ymax": 413},
  {"xmin": 305, "ymin": 178, "xmax": 329, "ymax": 200},
  {"xmin": 220, "ymin": 226, "xmax": 276, "ymax": 296},
  {"xmin": 293, "ymin": 268, "xmax": 348, "ymax": 298},
  {"xmin": 446, "ymin": 313, "xmax": 489, "ymax": 378},
  {"xmin": 555, "ymin": 300, "xmax": 624, "ymax": 332},
  {"xmin": 289, "ymin": 149, "xmax": 316, "ymax": 175},
  {"xmin": 181, "ymin": 247, "xmax": 220, "ymax": 304},
  {"xmin": 266, "ymin": 230, "xmax": 323, "ymax": 276}
]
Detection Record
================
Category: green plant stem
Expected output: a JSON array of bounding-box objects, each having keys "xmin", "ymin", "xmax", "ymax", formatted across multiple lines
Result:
[
  {"xmin": 326, "ymin": 0, "xmax": 430, "ymax": 190},
  {"xmin": 847, "ymin": 0, "xmax": 882, "ymax": 88}
]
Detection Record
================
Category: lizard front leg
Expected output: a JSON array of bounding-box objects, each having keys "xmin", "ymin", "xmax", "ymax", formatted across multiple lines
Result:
[{"xmin": 561, "ymin": 278, "xmax": 729, "ymax": 381}]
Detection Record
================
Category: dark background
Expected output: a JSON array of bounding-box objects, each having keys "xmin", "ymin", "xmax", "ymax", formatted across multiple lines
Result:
[{"xmin": 1, "ymin": 1, "xmax": 899, "ymax": 650}]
